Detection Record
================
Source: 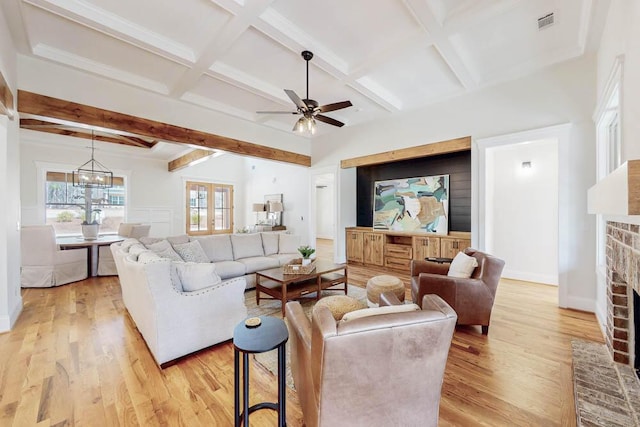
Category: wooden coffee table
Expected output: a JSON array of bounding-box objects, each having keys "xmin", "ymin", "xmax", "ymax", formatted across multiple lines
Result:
[{"xmin": 255, "ymin": 260, "xmax": 348, "ymax": 316}]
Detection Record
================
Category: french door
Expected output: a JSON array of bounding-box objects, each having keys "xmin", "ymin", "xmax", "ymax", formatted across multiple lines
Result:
[{"xmin": 186, "ymin": 181, "xmax": 233, "ymax": 235}]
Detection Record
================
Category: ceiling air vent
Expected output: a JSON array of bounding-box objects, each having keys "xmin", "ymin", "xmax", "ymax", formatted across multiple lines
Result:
[{"xmin": 537, "ymin": 12, "xmax": 555, "ymax": 30}]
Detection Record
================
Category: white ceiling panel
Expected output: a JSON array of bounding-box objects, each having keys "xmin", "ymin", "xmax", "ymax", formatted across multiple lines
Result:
[
  {"xmin": 360, "ymin": 44, "xmax": 464, "ymax": 109},
  {"xmin": 448, "ymin": 0, "xmax": 588, "ymax": 84},
  {"xmin": 85, "ymin": 0, "xmax": 233, "ymax": 53},
  {"xmin": 268, "ymin": 0, "xmax": 423, "ymax": 67},
  {"xmin": 2, "ymin": 0, "xmax": 605, "ymax": 150},
  {"xmin": 188, "ymin": 73, "xmax": 286, "ymax": 114},
  {"xmin": 24, "ymin": 5, "xmax": 188, "ymax": 89}
]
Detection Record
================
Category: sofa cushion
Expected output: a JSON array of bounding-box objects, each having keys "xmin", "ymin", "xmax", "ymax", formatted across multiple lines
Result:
[
  {"xmin": 138, "ymin": 250, "xmax": 162, "ymax": 264},
  {"xmin": 167, "ymin": 235, "xmax": 190, "ymax": 245},
  {"xmin": 237, "ymin": 256, "xmax": 280, "ymax": 274},
  {"xmin": 278, "ymin": 234, "xmax": 300, "ymax": 254},
  {"xmin": 448, "ymin": 252, "xmax": 478, "ymax": 278},
  {"xmin": 146, "ymin": 240, "xmax": 184, "ymax": 262},
  {"xmin": 172, "ymin": 240, "xmax": 209, "ymax": 263},
  {"xmin": 172, "ymin": 262, "xmax": 222, "ymax": 292},
  {"xmin": 268, "ymin": 253, "xmax": 298, "ymax": 266},
  {"xmin": 191, "ymin": 235, "xmax": 234, "ymax": 262},
  {"xmin": 231, "ymin": 233, "xmax": 264, "ymax": 260},
  {"xmin": 261, "ymin": 233, "xmax": 279, "ymax": 256},
  {"xmin": 139, "ymin": 236, "xmax": 163, "ymax": 246},
  {"xmin": 213, "ymin": 260, "xmax": 246, "ymax": 280}
]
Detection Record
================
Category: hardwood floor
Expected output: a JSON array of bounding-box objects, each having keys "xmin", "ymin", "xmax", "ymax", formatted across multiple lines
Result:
[{"xmin": 0, "ymin": 258, "xmax": 603, "ymax": 426}]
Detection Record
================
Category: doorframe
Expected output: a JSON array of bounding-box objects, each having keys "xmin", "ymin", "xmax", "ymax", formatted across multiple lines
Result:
[
  {"xmin": 473, "ymin": 123, "xmax": 571, "ymax": 307},
  {"xmin": 309, "ymin": 165, "xmax": 339, "ymax": 263}
]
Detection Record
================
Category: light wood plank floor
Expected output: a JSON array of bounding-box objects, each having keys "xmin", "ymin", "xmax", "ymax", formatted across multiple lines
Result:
[{"xmin": 0, "ymin": 249, "xmax": 604, "ymax": 426}]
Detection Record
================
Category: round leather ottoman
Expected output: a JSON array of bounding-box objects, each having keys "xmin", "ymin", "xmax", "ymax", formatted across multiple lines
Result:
[
  {"xmin": 366, "ymin": 275, "xmax": 405, "ymax": 307},
  {"xmin": 313, "ymin": 295, "xmax": 366, "ymax": 321}
]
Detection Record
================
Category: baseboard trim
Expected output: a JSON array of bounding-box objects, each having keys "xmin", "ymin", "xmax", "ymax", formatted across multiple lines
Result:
[
  {"xmin": 502, "ymin": 269, "xmax": 558, "ymax": 286},
  {"xmin": 0, "ymin": 297, "xmax": 23, "ymax": 333},
  {"xmin": 566, "ymin": 295, "xmax": 596, "ymax": 313}
]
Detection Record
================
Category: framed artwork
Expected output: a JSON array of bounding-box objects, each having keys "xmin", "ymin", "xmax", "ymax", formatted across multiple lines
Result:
[{"xmin": 373, "ymin": 175, "xmax": 449, "ymax": 233}]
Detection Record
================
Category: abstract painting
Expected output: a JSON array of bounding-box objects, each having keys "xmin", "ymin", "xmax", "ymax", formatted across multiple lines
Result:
[{"xmin": 373, "ymin": 175, "xmax": 449, "ymax": 233}]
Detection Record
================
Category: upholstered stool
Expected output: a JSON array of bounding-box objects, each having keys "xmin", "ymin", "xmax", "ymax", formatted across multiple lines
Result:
[
  {"xmin": 366, "ymin": 275, "xmax": 405, "ymax": 307},
  {"xmin": 313, "ymin": 295, "xmax": 366, "ymax": 321}
]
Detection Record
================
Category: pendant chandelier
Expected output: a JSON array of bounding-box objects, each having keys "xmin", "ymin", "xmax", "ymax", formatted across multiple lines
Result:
[{"xmin": 72, "ymin": 131, "xmax": 113, "ymax": 188}]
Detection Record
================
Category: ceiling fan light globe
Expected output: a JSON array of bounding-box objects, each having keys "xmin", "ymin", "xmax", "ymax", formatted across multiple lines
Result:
[{"xmin": 294, "ymin": 117, "xmax": 306, "ymax": 133}]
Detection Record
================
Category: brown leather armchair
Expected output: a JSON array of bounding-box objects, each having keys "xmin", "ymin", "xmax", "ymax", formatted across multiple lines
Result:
[
  {"xmin": 411, "ymin": 248, "xmax": 505, "ymax": 334},
  {"xmin": 286, "ymin": 294, "xmax": 457, "ymax": 427}
]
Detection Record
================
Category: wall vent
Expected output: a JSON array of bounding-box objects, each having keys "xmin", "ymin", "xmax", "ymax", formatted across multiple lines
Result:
[{"xmin": 538, "ymin": 12, "xmax": 555, "ymax": 30}]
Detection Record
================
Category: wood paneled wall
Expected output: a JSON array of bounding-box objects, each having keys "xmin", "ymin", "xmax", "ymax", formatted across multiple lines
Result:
[{"xmin": 356, "ymin": 150, "xmax": 471, "ymax": 232}]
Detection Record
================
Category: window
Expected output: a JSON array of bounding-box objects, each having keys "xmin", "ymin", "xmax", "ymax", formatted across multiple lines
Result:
[
  {"xmin": 45, "ymin": 171, "xmax": 126, "ymax": 235},
  {"xmin": 186, "ymin": 181, "xmax": 233, "ymax": 235}
]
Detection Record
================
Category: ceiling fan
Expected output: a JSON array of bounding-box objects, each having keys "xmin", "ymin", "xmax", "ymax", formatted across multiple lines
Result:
[{"xmin": 257, "ymin": 50, "xmax": 352, "ymax": 134}]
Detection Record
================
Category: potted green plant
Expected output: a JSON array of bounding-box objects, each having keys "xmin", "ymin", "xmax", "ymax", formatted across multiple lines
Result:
[
  {"xmin": 298, "ymin": 245, "xmax": 315, "ymax": 266},
  {"xmin": 76, "ymin": 190, "xmax": 101, "ymax": 240}
]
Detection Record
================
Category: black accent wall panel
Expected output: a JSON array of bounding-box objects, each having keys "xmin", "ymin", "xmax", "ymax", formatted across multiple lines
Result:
[{"xmin": 356, "ymin": 151, "xmax": 471, "ymax": 232}]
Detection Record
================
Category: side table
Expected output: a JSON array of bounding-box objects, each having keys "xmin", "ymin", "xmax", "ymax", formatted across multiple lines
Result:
[{"xmin": 233, "ymin": 316, "xmax": 288, "ymax": 427}]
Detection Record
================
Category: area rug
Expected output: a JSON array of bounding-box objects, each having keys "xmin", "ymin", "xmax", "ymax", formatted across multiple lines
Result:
[
  {"xmin": 245, "ymin": 284, "xmax": 367, "ymax": 389},
  {"xmin": 571, "ymin": 339, "xmax": 640, "ymax": 426}
]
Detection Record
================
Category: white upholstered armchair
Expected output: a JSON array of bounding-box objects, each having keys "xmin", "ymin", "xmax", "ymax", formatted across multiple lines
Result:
[{"xmin": 20, "ymin": 225, "xmax": 88, "ymax": 287}]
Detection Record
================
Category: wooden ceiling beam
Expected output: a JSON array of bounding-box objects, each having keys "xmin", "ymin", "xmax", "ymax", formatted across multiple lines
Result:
[
  {"xmin": 20, "ymin": 118, "xmax": 155, "ymax": 148},
  {"xmin": 0, "ymin": 71, "xmax": 14, "ymax": 120},
  {"xmin": 168, "ymin": 149, "xmax": 217, "ymax": 172},
  {"xmin": 18, "ymin": 90, "xmax": 311, "ymax": 167},
  {"xmin": 340, "ymin": 136, "xmax": 471, "ymax": 168}
]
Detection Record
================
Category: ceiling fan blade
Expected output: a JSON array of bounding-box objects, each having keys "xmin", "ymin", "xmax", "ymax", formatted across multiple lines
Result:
[
  {"xmin": 318, "ymin": 100, "xmax": 352, "ymax": 113},
  {"xmin": 284, "ymin": 89, "xmax": 307, "ymax": 110},
  {"xmin": 256, "ymin": 111, "xmax": 299, "ymax": 114},
  {"xmin": 315, "ymin": 114, "xmax": 345, "ymax": 127}
]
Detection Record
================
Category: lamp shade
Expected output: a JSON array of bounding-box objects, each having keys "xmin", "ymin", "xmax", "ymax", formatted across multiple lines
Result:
[
  {"xmin": 252, "ymin": 203, "xmax": 265, "ymax": 212},
  {"xmin": 268, "ymin": 202, "xmax": 283, "ymax": 213}
]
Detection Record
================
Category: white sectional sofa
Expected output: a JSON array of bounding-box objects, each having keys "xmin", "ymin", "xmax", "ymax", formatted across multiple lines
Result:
[{"xmin": 109, "ymin": 232, "xmax": 301, "ymax": 365}]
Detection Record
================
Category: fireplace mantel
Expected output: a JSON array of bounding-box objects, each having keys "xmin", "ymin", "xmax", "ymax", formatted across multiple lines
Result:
[{"xmin": 588, "ymin": 160, "xmax": 640, "ymax": 220}]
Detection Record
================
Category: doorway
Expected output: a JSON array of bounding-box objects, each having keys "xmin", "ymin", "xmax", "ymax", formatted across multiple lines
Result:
[
  {"xmin": 475, "ymin": 124, "xmax": 571, "ymax": 306},
  {"xmin": 311, "ymin": 170, "xmax": 337, "ymax": 262}
]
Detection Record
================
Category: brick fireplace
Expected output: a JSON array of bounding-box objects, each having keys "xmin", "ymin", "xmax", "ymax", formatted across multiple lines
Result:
[{"xmin": 606, "ymin": 221, "xmax": 639, "ymax": 367}]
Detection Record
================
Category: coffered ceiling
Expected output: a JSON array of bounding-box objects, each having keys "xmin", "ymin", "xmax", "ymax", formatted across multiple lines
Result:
[{"xmin": 3, "ymin": 0, "xmax": 604, "ymax": 149}]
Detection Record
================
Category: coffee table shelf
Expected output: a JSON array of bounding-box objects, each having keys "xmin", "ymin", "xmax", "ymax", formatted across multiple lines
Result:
[{"xmin": 255, "ymin": 260, "xmax": 348, "ymax": 316}]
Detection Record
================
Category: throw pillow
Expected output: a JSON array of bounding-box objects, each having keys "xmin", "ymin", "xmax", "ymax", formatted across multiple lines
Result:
[
  {"xmin": 173, "ymin": 262, "xmax": 222, "ymax": 292},
  {"xmin": 146, "ymin": 239, "xmax": 184, "ymax": 262},
  {"xmin": 278, "ymin": 234, "xmax": 300, "ymax": 254},
  {"xmin": 139, "ymin": 236, "xmax": 162, "ymax": 246},
  {"xmin": 447, "ymin": 252, "xmax": 479, "ymax": 278},
  {"xmin": 128, "ymin": 244, "xmax": 147, "ymax": 258},
  {"xmin": 231, "ymin": 233, "xmax": 265, "ymax": 259},
  {"xmin": 340, "ymin": 303, "xmax": 421, "ymax": 322},
  {"xmin": 172, "ymin": 240, "xmax": 209, "ymax": 263},
  {"xmin": 137, "ymin": 250, "xmax": 162, "ymax": 264},
  {"xmin": 120, "ymin": 238, "xmax": 140, "ymax": 251},
  {"xmin": 261, "ymin": 233, "xmax": 279, "ymax": 256},
  {"xmin": 145, "ymin": 239, "xmax": 171, "ymax": 252}
]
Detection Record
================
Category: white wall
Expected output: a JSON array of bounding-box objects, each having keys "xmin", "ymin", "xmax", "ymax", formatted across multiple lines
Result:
[
  {"xmin": 243, "ymin": 157, "xmax": 310, "ymax": 245},
  {"xmin": 313, "ymin": 54, "xmax": 597, "ymax": 311},
  {"xmin": 593, "ymin": 0, "xmax": 640, "ymax": 329},
  {"xmin": 486, "ymin": 139, "xmax": 559, "ymax": 285},
  {"xmin": 20, "ymin": 132, "xmax": 247, "ymax": 236},
  {"xmin": 0, "ymin": 5, "xmax": 21, "ymax": 332}
]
